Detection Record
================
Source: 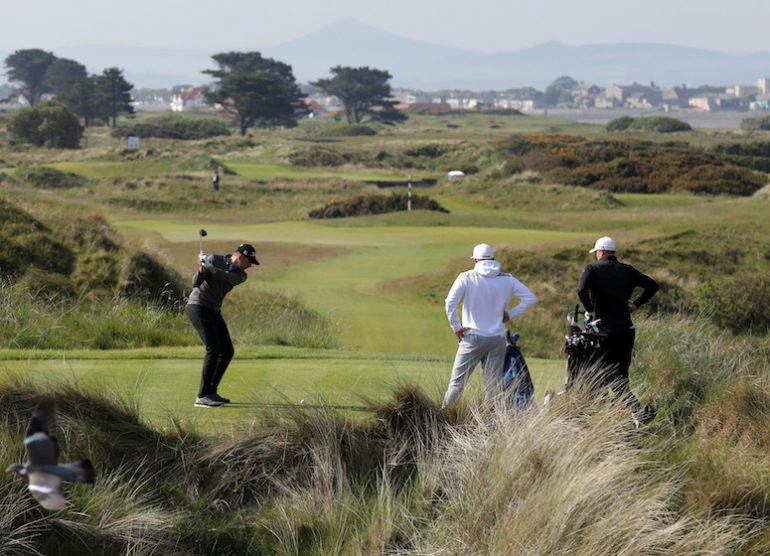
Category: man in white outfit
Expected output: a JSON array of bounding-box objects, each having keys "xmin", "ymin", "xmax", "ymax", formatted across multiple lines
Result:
[{"xmin": 443, "ymin": 243, "xmax": 538, "ymax": 408}]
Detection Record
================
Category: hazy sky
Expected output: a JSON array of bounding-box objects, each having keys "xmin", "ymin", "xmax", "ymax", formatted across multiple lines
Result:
[{"xmin": 3, "ymin": 0, "xmax": 769, "ymax": 53}]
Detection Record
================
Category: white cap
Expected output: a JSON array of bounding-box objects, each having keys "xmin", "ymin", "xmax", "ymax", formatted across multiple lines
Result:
[
  {"xmin": 589, "ymin": 236, "xmax": 617, "ymax": 253},
  {"xmin": 470, "ymin": 243, "xmax": 494, "ymax": 260}
]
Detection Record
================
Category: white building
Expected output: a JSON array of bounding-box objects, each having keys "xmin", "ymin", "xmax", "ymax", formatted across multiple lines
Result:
[{"xmin": 170, "ymin": 87, "xmax": 207, "ymax": 112}]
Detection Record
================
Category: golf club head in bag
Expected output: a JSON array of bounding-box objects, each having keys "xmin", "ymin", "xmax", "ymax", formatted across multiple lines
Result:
[{"xmin": 563, "ymin": 305, "xmax": 607, "ymax": 391}]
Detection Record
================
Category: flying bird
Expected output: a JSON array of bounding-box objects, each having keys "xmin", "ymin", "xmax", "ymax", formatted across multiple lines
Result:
[{"xmin": 6, "ymin": 397, "xmax": 95, "ymax": 510}]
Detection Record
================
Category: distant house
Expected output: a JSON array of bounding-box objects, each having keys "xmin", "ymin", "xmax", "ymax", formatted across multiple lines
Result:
[
  {"xmin": 595, "ymin": 94, "xmax": 621, "ymax": 109},
  {"xmin": 303, "ymin": 98, "xmax": 327, "ymax": 117},
  {"xmin": 689, "ymin": 94, "xmax": 740, "ymax": 111},
  {"xmin": 493, "ymin": 98, "xmax": 539, "ymax": 111},
  {"xmin": 570, "ymin": 82, "xmax": 600, "ymax": 108},
  {"xmin": 758, "ymin": 77, "xmax": 770, "ymax": 96},
  {"xmin": 0, "ymin": 92, "xmax": 30, "ymax": 111},
  {"xmin": 170, "ymin": 87, "xmax": 207, "ymax": 112},
  {"xmin": 605, "ymin": 83, "xmax": 662, "ymax": 107},
  {"xmin": 750, "ymin": 94, "xmax": 770, "ymax": 110}
]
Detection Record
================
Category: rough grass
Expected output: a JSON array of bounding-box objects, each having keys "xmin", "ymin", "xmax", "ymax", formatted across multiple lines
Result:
[{"xmin": 2, "ymin": 318, "xmax": 770, "ymax": 554}]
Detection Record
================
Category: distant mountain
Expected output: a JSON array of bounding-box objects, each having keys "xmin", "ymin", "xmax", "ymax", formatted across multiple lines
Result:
[{"xmin": 2, "ymin": 19, "xmax": 770, "ymax": 90}]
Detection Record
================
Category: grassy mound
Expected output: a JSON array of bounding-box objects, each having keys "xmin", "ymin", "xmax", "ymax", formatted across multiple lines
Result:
[
  {"xmin": 308, "ymin": 193, "xmax": 449, "ymax": 219},
  {"xmin": 18, "ymin": 165, "xmax": 87, "ymax": 189}
]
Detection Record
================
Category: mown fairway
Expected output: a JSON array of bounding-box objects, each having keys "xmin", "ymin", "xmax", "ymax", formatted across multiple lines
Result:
[
  {"xmin": 0, "ymin": 347, "xmax": 566, "ymax": 429},
  {"xmin": 2, "ymin": 112, "xmax": 768, "ymax": 427}
]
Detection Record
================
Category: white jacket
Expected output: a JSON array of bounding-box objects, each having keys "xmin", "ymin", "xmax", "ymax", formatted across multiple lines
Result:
[{"xmin": 445, "ymin": 260, "xmax": 537, "ymax": 337}]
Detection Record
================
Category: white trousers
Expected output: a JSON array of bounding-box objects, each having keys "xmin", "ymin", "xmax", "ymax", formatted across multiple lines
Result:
[{"xmin": 442, "ymin": 333, "xmax": 507, "ymax": 408}]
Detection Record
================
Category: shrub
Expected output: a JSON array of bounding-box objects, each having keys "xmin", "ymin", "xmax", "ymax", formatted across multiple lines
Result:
[
  {"xmin": 695, "ymin": 273, "xmax": 770, "ymax": 333},
  {"xmin": 672, "ymin": 164, "xmax": 767, "ymax": 195},
  {"xmin": 316, "ymin": 123, "xmax": 377, "ymax": 137},
  {"xmin": 308, "ymin": 193, "xmax": 449, "ymax": 219},
  {"xmin": 495, "ymin": 134, "xmax": 765, "ymax": 196},
  {"xmin": 605, "ymin": 115, "xmax": 634, "ymax": 131},
  {"xmin": 8, "ymin": 101, "xmax": 83, "ymax": 148},
  {"xmin": 18, "ymin": 165, "xmax": 87, "ymax": 189},
  {"xmin": 740, "ymin": 115, "xmax": 770, "ymax": 131},
  {"xmin": 403, "ymin": 144, "xmax": 447, "ymax": 158},
  {"xmin": 629, "ymin": 116, "xmax": 691, "ymax": 133},
  {"xmin": 289, "ymin": 147, "xmax": 351, "ymax": 167},
  {"xmin": 111, "ymin": 115, "xmax": 231, "ymax": 140},
  {"xmin": 606, "ymin": 116, "xmax": 691, "ymax": 133}
]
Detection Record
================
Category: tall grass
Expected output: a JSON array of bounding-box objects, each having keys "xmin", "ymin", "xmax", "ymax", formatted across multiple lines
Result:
[
  {"xmin": 0, "ymin": 280, "xmax": 337, "ymax": 350},
  {"xmin": 1, "ymin": 316, "xmax": 770, "ymax": 554}
]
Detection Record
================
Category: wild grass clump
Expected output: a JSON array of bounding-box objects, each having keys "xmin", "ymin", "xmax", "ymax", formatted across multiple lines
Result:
[
  {"xmin": 414, "ymin": 401, "xmax": 745, "ymax": 555},
  {"xmin": 0, "ymin": 281, "xmax": 192, "ymax": 349},
  {"xmin": 3, "ymin": 332, "xmax": 770, "ymax": 555},
  {"xmin": 228, "ymin": 288, "xmax": 338, "ymax": 349}
]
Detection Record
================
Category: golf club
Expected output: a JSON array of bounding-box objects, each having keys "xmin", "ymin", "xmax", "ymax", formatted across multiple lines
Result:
[{"xmin": 198, "ymin": 228, "xmax": 207, "ymax": 255}]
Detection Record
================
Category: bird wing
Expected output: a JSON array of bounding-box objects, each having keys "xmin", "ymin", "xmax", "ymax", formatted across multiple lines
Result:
[
  {"xmin": 25, "ymin": 432, "xmax": 58, "ymax": 466},
  {"xmin": 26, "ymin": 397, "xmax": 57, "ymax": 437},
  {"xmin": 25, "ymin": 398, "xmax": 59, "ymax": 466},
  {"xmin": 51, "ymin": 460, "xmax": 96, "ymax": 484},
  {"xmin": 27, "ymin": 472, "xmax": 67, "ymax": 511}
]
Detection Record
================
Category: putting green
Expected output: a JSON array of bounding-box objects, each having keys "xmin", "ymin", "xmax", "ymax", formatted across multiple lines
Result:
[{"xmin": 0, "ymin": 347, "xmax": 567, "ymax": 430}]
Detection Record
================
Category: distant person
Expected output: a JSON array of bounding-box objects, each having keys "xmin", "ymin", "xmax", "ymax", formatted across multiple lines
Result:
[
  {"xmin": 577, "ymin": 236, "xmax": 659, "ymax": 424},
  {"xmin": 443, "ymin": 243, "xmax": 538, "ymax": 408},
  {"xmin": 186, "ymin": 243, "xmax": 259, "ymax": 408},
  {"xmin": 212, "ymin": 172, "xmax": 220, "ymax": 192}
]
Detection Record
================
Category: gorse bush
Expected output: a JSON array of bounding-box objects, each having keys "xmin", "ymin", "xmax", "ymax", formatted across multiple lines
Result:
[{"xmin": 495, "ymin": 134, "xmax": 766, "ymax": 195}]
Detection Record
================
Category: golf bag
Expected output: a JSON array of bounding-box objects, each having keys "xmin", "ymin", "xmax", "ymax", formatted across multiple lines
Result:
[
  {"xmin": 563, "ymin": 305, "xmax": 607, "ymax": 391},
  {"xmin": 502, "ymin": 330, "xmax": 535, "ymax": 409}
]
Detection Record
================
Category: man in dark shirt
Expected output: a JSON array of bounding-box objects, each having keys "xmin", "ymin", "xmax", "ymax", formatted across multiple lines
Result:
[
  {"xmin": 576, "ymin": 236, "xmax": 659, "ymax": 416},
  {"xmin": 186, "ymin": 243, "xmax": 259, "ymax": 408}
]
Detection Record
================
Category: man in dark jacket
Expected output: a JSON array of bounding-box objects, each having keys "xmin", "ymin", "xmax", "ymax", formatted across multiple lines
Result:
[
  {"xmin": 186, "ymin": 243, "xmax": 259, "ymax": 408},
  {"xmin": 576, "ymin": 236, "xmax": 659, "ymax": 417}
]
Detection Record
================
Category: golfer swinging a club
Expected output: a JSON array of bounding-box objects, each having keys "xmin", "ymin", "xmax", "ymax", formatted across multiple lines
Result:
[
  {"xmin": 186, "ymin": 240, "xmax": 259, "ymax": 408},
  {"xmin": 443, "ymin": 243, "xmax": 538, "ymax": 408}
]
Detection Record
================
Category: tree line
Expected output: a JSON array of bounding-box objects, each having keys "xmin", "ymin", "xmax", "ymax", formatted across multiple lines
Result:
[{"xmin": 3, "ymin": 48, "xmax": 404, "ymax": 146}]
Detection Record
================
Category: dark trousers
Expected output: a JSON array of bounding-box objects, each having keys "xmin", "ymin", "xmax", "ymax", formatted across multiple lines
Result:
[
  {"xmin": 186, "ymin": 304, "xmax": 234, "ymax": 398},
  {"xmin": 598, "ymin": 326, "xmax": 638, "ymax": 408}
]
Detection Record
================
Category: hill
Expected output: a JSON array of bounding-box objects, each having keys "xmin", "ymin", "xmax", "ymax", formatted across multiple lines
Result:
[{"xmin": 3, "ymin": 19, "xmax": 770, "ymax": 89}]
